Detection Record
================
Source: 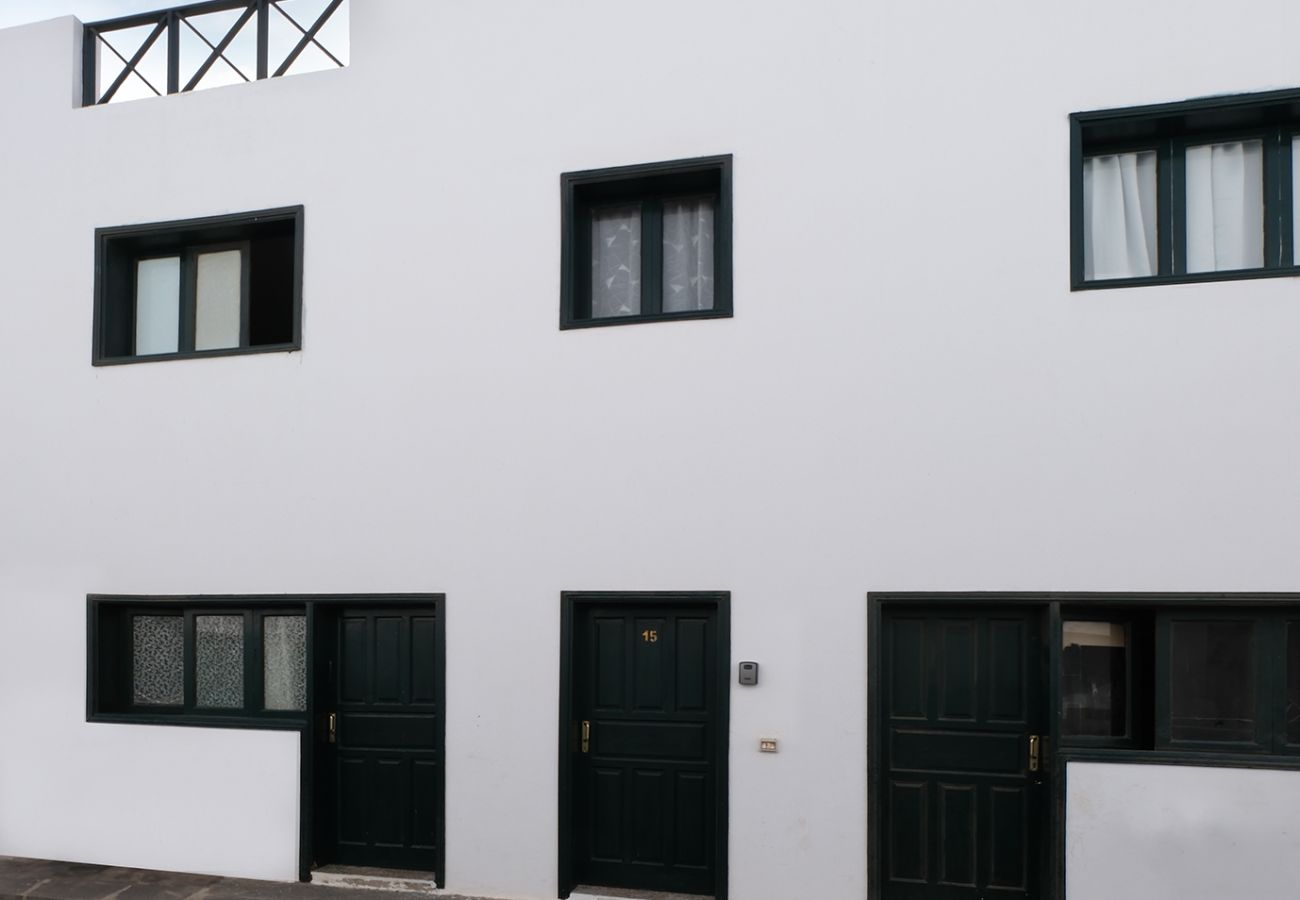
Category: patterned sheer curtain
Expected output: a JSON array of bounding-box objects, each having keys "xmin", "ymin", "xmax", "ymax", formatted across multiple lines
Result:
[
  {"xmin": 663, "ymin": 199, "xmax": 715, "ymax": 311},
  {"xmin": 590, "ymin": 198, "xmax": 716, "ymax": 316},
  {"xmin": 1185, "ymin": 140, "xmax": 1263, "ymax": 273},
  {"xmin": 592, "ymin": 205, "xmax": 642, "ymax": 317},
  {"xmin": 1083, "ymin": 151, "xmax": 1157, "ymax": 280}
]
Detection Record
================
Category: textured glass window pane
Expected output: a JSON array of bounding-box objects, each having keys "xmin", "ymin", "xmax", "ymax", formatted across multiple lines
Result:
[
  {"xmin": 1186, "ymin": 140, "xmax": 1264, "ymax": 273},
  {"xmin": 1083, "ymin": 151, "xmax": 1157, "ymax": 280},
  {"xmin": 133, "ymin": 615, "xmax": 183, "ymax": 705},
  {"xmin": 135, "ymin": 257, "xmax": 181, "ymax": 355},
  {"xmin": 663, "ymin": 198, "xmax": 715, "ymax": 312},
  {"xmin": 591, "ymin": 204, "xmax": 641, "ymax": 318},
  {"xmin": 1288, "ymin": 623, "xmax": 1300, "ymax": 746},
  {"xmin": 196, "ymin": 615, "xmax": 244, "ymax": 709},
  {"xmin": 195, "ymin": 249, "xmax": 242, "ymax": 351},
  {"xmin": 264, "ymin": 615, "xmax": 307, "ymax": 712},
  {"xmin": 1293, "ymin": 138, "xmax": 1300, "ymax": 264},
  {"xmin": 1062, "ymin": 622, "xmax": 1127, "ymax": 738},
  {"xmin": 1169, "ymin": 620, "xmax": 1255, "ymax": 742}
]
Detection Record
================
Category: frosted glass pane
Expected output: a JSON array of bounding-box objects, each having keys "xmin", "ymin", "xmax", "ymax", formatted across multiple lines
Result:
[
  {"xmin": 196, "ymin": 615, "xmax": 244, "ymax": 709},
  {"xmin": 195, "ymin": 250, "xmax": 242, "ymax": 351},
  {"xmin": 133, "ymin": 615, "xmax": 183, "ymax": 705},
  {"xmin": 1294, "ymin": 138, "xmax": 1300, "ymax": 263},
  {"xmin": 591, "ymin": 205, "xmax": 641, "ymax": 317},
  {"xmin": 135, "ymin": 257, "xmax": 180, "ymax": 354},
  {"xmin": 1082, "ymin": 152, "xmax": 1157, "ymax": 280},
  {"xmin": 1186, "ymin": 140, "xmax": 1264, "ymax": 273},
  {"xmin": 264, "ymin": 615, "xmax": 307, "ymax": 711},
  {"xmin": 663, "ymin": 199, "xmax": 715, "ymax": 312}
]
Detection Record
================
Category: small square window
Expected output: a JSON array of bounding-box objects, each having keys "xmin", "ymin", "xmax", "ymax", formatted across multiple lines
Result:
[
  {"xmin": 93, "ymin": 207, "xmax": 302, "ymax": 364},
  {"xmin": 561, "ymin": 156, "xmax": 732, "ymax": 328}
]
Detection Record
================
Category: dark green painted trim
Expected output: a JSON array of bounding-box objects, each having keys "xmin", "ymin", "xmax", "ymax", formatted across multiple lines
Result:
[
  {"xmin": 1046, "ymin": 602, "xmax": 1063, "ymax": 900},
  {"xmin": 1069, "ymin": 88, "xmax": 1300, "ymax": 291},
  {"xmin": 556, "ymin": 591, "xmax": 730, "ymax": 900},
  {"xmin": 1059, "ymin": 746, "xmax": 1300, "ymax": 771},
  {"xmin": 87, "ymin": 593, "xmax": 445, "ymax": 885},
  {"xmin": 1071, "ymin": 86, "xmax": 1300, "ymax": 125},
  {"xmin": 559, "ymin": 155, "xmax": 734, "ymax": 330},
  {"xmin": 864, "ymin": 594, "xmax": 882, "ymax": 900},
  {"xmin": 870, "ymin": 590, "xmax": 1300, "ymax": 604},
  {"xmin": 92, "ymin": 206, "xmax": 303, "ymax": 365}
]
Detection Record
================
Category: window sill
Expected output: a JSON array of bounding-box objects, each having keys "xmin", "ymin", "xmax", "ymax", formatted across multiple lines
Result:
[
  {"xmin": 1072, "ymin": 265, "xmax": 1300, "ymax": 291},
  {"xmin": 560, "ymin": 309, "xmax": 733, "ymax": 330},
  {"xmin": 92, "ymin": 342, "xmax": 300, "ymax": 366},
  {"xmin": 88, "ymin": 711, "xmax": 307, "ymax": 731},
  {"xmin": 1059, "ymin": 746, "xmax": 1300, "ymax": 771}
]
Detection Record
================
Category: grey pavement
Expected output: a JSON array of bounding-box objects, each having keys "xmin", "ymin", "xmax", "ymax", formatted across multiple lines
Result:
[{"xmin": 0, "ymin": 858, "xmax": 488, "ymax": 900}]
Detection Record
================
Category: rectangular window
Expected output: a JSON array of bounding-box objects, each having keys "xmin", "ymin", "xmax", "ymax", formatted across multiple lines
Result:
[
  {"xmin": 1071, "ymin": 88, "xmax": 1300, "ymax": 288},
  {"xmin": 561, "ymin": 156, "xmax": 732, "ymax": 328},
  {"xmin": 93, "ymin": 601, "xmax": 307, "ymax": 720},
  {"xmin": 93, "ymin": 207, "xmax": 302, "ymax": 364}
]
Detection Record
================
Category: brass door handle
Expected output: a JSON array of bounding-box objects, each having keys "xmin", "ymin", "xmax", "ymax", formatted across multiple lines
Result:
[
  {"xmin": 581, "ymin": 720, "xmax": 590, "ymax": 754},
  {"xmin": 328, "ymin": 712, "xmax": 337, "ymax": 744},
  {"xmin": 1028, "ymin": 734, "xmax": 1040, "ymax": 772}
]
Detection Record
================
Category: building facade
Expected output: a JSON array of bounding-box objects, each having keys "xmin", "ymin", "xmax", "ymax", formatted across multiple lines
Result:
[{"xmin": 4, "ymin": 1, "xmax": 1300, "ymax": 899}]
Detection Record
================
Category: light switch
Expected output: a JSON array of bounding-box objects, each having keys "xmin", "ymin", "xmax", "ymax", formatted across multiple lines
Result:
[{"xmin": 759, "ymin": 738, "xmax": 778, "ymax": 753}]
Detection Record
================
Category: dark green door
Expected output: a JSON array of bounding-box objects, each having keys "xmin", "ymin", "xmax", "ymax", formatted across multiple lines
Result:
[
  {"xmin": 881, "ymin": 607, "xmax": 1047, "ymax": 899},
  {"xmin": 315, "ymin": 606, "xmax": 442, "ymax": 871},
  {"xmin": 571, "ymin": 603, "xmax": 720, "ymax": 895}
]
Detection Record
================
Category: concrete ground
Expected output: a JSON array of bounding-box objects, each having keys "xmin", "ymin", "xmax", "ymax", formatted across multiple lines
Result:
[
  {"xmin": 0, "ymin": 857, "xmax": 483, "ymax": 900},
  {"xmin": 0, "ymin": 858, "xmax": 707, "ymax": 900}
]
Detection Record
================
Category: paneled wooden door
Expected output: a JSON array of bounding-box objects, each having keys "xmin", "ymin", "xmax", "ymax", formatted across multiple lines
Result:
[
  {"xmin": 314, "ymin": 605, "xmax": 443, "ymax": 872},
  {"xmin": 567, "ymin": 599, "xmax": 725, "ymax": 896},
  {"xmin": 880, "ymin": 606, "xmax": 1048, "ymax": 899}
]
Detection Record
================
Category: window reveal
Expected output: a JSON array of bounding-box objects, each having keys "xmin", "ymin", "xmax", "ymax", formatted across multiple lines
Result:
[
  {"xmin": 561, "ymin": 156, "xmax": 732, "ymax": 328},
  {"xmin": 1071, "ymin": 89, "xmax": 1300, "ymax": 288},
  {"xmin": 94, "ymin": 207, "xmax": 302, "ymax": 364}
]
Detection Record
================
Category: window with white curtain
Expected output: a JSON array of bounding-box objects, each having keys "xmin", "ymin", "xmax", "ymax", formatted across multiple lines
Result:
[
  {"xmin": 561, "ymin": 156, "xmax": 732, "ymax": 328},
  {"xmin": 1072, "ymin": 89, "xmax": 1300, "ymax": 288}
]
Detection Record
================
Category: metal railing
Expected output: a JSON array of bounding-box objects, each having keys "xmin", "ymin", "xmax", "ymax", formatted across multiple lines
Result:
[{"xmin": 82, "ymin": 0, "xmax": 347, "ymax": 106}]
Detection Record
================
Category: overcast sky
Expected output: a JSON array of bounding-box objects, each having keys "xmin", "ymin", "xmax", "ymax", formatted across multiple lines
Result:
[{"xmin": 0, "ymin": 1, "xmax": 148, "ymax": 28}]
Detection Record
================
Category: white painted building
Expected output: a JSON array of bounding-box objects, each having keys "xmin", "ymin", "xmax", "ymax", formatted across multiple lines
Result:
[{"xmin": 4, "ymin": 2, "xmax": 1300, "ymax": 899}]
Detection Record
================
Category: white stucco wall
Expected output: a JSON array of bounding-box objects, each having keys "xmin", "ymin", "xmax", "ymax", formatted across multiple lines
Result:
[
  {"xmin": 1066, "ymin": 762, "xmax": 1300, "ymax": 900},
  {"xmin": 3, "ymin": 0, "xmax": 1300, "ymax": 897}
]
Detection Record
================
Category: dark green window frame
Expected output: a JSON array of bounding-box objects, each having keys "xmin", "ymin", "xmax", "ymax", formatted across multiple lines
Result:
[
  {"xmin": 560, "ymin": 155, "xmax": 733, "ymax": 329},
  {"xmin": 93, "ymin": 206, "xmax": 304, "ymax": 365},
  {"xmin": 89, "ymin": 597, "xmax": 309, "ymax": 726},
  {"xmin": 1070, "ymin": 88, "xmax": 1300, "ymax": 290},
  {"xmin": 1059, "ymin": 605, "xmax": 1300, "ymax": 759}
]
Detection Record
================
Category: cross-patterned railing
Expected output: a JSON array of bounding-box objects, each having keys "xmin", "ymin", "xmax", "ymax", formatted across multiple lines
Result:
[{"xmin": 82, "ymin": 0, "xmax": 347, "ymax": 106}]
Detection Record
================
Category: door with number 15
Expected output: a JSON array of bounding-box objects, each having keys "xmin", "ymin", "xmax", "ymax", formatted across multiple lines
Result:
[{"xmin": 563, "ymin": 594, "xmax": 729, "ymax": 898}]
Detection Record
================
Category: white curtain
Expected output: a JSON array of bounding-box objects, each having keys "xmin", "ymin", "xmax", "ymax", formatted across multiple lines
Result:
[
  {"xmin": 591, "ymin": 205, "xmax": 641, "ymax": 317},
  {"xmin": 663, "ymin": 199, "xmax": 715, "ymax": 312},
  {"xmin": 1186, "ymin": 140, "xmax": 1263, "ymax": 273},
  {"xmin": 1083, "ymin": 151, "xmax": 1157, "ymax": 280}
]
